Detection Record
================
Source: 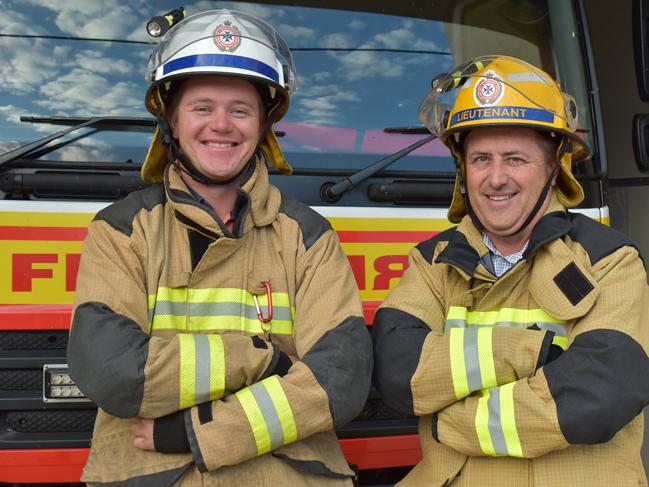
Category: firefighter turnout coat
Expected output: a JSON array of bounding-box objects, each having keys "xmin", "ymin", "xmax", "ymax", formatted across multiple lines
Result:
[
  {"xmin": 373, "ymin": 194, "xmax": 649, "ymax": 487},
  {"xmin": 67, "ymin": 156, "xmax": 372, "ymax": 486}
]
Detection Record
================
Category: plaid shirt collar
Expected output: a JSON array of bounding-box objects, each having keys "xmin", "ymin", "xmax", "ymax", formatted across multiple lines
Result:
[{"xmin": 483, "ymin": 233, "xmax": 528, "ymax": 277}]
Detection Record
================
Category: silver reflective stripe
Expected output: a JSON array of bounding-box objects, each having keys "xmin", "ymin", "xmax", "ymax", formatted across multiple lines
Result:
[
  {"xmin": 194, "ymin": 334, "xmax": 211, "ymax": 404},
  {"xmin": 488, "ymin": 387, "xmax": 508, "ymax": 455},
  {"xmin": 463, "ymin": 328, "xmax": 482, "ymax": 392},
  {"xmin": 445, "ymin": 319, "xmax": 466, "ymax": 329},
  {"xmin": 445, "ymin": 320, "xmax": 567, "ymax": 336},
  {"xmin": 153, "ymin": 301, "xmax": 292, "ymax": 321},
  {"xmin": 249, "ymin": 382, "xmax": 284, "ymax": 450}
]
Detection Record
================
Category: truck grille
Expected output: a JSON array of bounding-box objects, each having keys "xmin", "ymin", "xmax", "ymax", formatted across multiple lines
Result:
[
  {"xmin": 7, "ymin": 410, "xmax": 96, "ymax": 433},
  {"xmin": 0, "ymin": 330, "xmax": 68, "ymax": 350},
  {"xmin": 0, "ymin": 369, "xmax": 42, "ymax": 390}
]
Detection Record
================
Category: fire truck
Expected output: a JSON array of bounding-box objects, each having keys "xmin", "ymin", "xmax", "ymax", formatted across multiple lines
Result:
[{"xmin": 1, "ymin": 0, "xmax": 649, "ymax": 484}]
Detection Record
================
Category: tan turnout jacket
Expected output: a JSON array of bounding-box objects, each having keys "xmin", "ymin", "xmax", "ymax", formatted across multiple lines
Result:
[
  {"xmin": 373, "ymin": 195, "xmax": 649, "ymax": 486},
  {"xmin": 68, "ymin": 157, "xmax": 372, "ymax": 486}
]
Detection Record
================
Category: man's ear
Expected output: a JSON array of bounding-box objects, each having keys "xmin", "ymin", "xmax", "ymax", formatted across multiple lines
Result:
[
  {"xmin": 166, "ymin": 110, "xmax": 178, "ymax": 140},
  {"xmin": 550, "ymin": 162, "xmax": 560, "ymax": 187}
]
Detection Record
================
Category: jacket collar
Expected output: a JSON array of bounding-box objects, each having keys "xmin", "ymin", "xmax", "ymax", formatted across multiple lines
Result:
[
  {"xmin": 163, "ymin": 152, "xmax": 281, "ymax": 239},
  {"xmin": 437, "ymin": 192, "xmax": 570, "ymax": 277}
]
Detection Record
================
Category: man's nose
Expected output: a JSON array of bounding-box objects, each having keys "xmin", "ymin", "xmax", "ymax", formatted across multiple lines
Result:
[
  {"xmin": 488, "ymin": 160, "xmax": 509, "ymax": 187},
  {"xmin": 207, "ymin": 110, "xmax": 232, "ymax": 132}
]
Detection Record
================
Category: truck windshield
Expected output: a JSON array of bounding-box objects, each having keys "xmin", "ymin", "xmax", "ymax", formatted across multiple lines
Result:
[{"xmin": 0, "ymin": 0, "xmax": 594, "ymax": 176}]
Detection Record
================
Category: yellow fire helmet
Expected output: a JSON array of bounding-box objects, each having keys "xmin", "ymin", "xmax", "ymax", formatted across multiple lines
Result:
[
  {"xmin": 418, "ymin": 55, "xmax": 591, "ymax": 223},
  {"xmin": 142, "ymin": 8, "xmax": 297, "ymax": 183}
]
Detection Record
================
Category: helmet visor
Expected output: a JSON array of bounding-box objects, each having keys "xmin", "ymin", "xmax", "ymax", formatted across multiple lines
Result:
[{"xmin": 418, "ymin": 55, "xmax": 578, "ymax": 139}]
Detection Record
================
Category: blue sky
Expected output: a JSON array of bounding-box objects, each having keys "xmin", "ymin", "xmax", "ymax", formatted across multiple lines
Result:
[{"xmin": 0, "ymin": 1, "xmax": 455, "ymax": 168}]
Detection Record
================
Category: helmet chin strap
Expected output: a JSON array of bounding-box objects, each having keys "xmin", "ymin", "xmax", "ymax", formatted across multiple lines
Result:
[
  {"xmin": 464, "ymin": 165, "xmax": 559, "ymax": 239},
  {"xmin": 158, "ymin": 114, "xmax": 253, "ymax": 186}
]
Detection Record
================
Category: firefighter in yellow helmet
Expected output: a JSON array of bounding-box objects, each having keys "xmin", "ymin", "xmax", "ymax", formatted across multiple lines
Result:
[
  {"xmin": 67, "ymin": 8, "xmax": 371, "ymax": 486},
  {"xmin": 373, "ymin": 55, "xmax": 649, "ymax": 486}
]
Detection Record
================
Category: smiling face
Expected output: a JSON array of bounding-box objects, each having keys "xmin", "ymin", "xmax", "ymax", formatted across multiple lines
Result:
[
  {"xmin": 464, "ymin": 126, "xmax": 557, "ymax": 250},
  {"xmin": 168, "ymin": 76, "xmax": 263, "ymax": 182}
]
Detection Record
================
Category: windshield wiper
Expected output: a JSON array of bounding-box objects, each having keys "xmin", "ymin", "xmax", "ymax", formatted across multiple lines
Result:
[
  {"xmin": 321, "ymin": 127, "xmax": 436, "ymax": 202},
  {"xmin": 0, "ymin": 116, "xmax": 159, "ymax": 168},
  {"xmin": 1, "ymin": 116, "xmax": 287, "ymax": 168}
]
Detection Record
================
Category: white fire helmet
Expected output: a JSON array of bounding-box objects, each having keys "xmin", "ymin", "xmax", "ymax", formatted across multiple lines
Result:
[{"xmin": 142, "ymin": 9, "xmax": 297, "ymax": 183}]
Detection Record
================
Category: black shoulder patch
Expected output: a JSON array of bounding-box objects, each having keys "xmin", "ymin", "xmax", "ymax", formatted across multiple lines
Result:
[
  {"xmin": 279, "ymin": 194, "xmax": 332, "ymax": 250},
  {"xmin": 415, "ymin": 226, "xmax": 457, "ymax": 264},
  {"xmin": 553, "ymin": 262, "xmax": 595, "ymax": 305},
  {"xmin": 568, "ymin": 213, "xmax": 639, "ymax": 266},
  {"xmin": 94, "ymin": 184, "xmax": 165, "ymax": 237}
]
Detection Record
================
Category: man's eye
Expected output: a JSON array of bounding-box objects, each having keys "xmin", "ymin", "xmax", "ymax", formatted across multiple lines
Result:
[
  {"xmin": 471, "ymin": 156, "xmax": 489, "ymax": 164},
  {"xmin": 508, "ymin": 157, "xmax": 525, "ymax": 165},
  {"xmin": 232, "ymin": 108, "xmax": 250, "ymax": 116}
]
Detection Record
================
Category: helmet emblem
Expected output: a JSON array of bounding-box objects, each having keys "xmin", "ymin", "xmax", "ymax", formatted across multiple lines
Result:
[
  {"xmin": 474, "ymin": 70, "xmax": 504, "ymax": 106},
  {"xmin": 213, "ymin": 20, "xmax": 241, "ymax": 52}
]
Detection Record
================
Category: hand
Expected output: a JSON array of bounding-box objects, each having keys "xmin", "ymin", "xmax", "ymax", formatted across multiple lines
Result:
[{"xmin": 130, "ymin": 417, "xmax": 155, "ymax": 450}]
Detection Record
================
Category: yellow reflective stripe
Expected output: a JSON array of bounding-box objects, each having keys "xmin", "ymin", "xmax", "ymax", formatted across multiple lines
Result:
[
  {"xmin": 187, "ymin": 317, "xmax": 292, "ymax": 334},
  {"xmin": 236, "ymin": 387, "xmax": 271, "ymax": 455},
  {"xmin": 264, "ymin": 376, "xmax": 298, "ymax": 444},
  {"xmin": 236, "ymin": 376, "xmax": 297, "ymax": 456},
  {"xmin": 477, "ymin": 327, "xmax": 497, "ymax": 389},
  {"xmin": 475, "ymin": 389, "xmax": 496, "ymax": 456},
  {"xmin": 447, "ymin": 306, "xmax": 468, "ymax": 321},
  {"xmin": 178, "ymin": 334, "xmax": 195, "ymax": 409},
  {"xmin": 450, "ymin": 328, "xmax": 497, "ymax": 399},
  {"xmin": 207, "ymin": 335, "xmax": 225, "ymax": 401},
  {"xmin": 500, "ymin": 382, "xmax": 523, "ymax": 457},
  {"xmin": 153, "ymin": 287, "xmax": 188, "ymax": 302},
  {"xmin": 552, "ymin": 335, "xmax": 568, "ymax": 350},
  {"xmin": 148, "ymin": 287, "xmax": 295, "ymax": 335},
  {"xmin": 447, "ymin": 306, "xmax": 563, "ymax": 325},
  {"xmin": 150, "ymin": 315, "xmax": 293, "ymax": 334},
  {"xmin": 450, "ymin": 328, "xmax": 469, "ymax": 399}
]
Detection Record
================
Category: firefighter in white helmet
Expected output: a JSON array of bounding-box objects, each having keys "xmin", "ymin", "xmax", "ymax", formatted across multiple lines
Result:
[
  {"xmin": 373, "ymin": 55, "xmax": 649, "ymax": 486},
  {"xmin": 68, "ymin": 9, "xmax": 371, "ymax": 486}
]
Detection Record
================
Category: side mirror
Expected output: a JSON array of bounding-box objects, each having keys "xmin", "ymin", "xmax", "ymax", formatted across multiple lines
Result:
[
  {"xmin": 633, "ymin": 114, "xmax": 649, "ymax": 172},
  {"xmin": 633, "ymin": 0, "xmax": 649, "ymax": 101}
]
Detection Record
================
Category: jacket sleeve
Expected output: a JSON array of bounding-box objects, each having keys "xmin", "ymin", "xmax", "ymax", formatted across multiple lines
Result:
[
  {"xmin": 373, "ymin": 245, "xmax": 553, "ymax": 418},
  {"xmin": 67, "ymin": 218, "xmax": 289, "ymax": 419},
  {"xmin": 183, "ymin": 228, "xmax": 372, "ymax": 472},
  {"xmin": 434, "ymin": 246, "xmax": 649, "ymax": 458}
]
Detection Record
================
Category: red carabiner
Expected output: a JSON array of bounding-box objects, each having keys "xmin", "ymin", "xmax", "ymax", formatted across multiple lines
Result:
[{"xmin": 252, "ymin": 281, "xmax": 273, "ymax": 324}]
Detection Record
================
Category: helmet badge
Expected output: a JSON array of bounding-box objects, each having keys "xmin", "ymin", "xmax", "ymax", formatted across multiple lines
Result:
[
  {"xmin": 213, "ymin": 20, "xmax": 241, "ymax": 52},
  {"xmin": 474, "ymin": 70, "xmax": 504, "ymax": 106}
]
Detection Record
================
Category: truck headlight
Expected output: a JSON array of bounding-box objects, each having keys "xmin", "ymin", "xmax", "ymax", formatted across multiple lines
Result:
[{"xmin": 43, "ymin": 364, "xmax": 90, "ymax": 403}]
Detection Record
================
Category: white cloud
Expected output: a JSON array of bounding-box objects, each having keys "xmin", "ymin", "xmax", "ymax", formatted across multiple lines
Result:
[
  {"xmin": 320, "ymin": 33, "xmax": 353, "ymax": 49},
  {"xmin": 294, "ymin": 88, "xmax": 360, "ymax": 125},
  {"xmin": 37, "ymin": 69, "xmax": 143, "ymax": 115},
  {"xmin": 22, "ymin": 0, "xmax": 141, "ymax": 39},
  {"xmin": 0, "ymin": 40, "xmax": 64, "ymax": 94},
  {"xmin": 53, "ymin": 140, "xmax": 113, "ymax": 162},
  {"xmin": 74, "ymin": 50, "xmax": 134, "ymax": 75},
  {"xmin": 348, "ymin": 20, "xmax": 365, "ymax": 31},
  {"xmin": 277, "ymin": 24, "xmax": 316, "ymax": 43},
  {"xmin": 0, "ymin": 105, "xmax": 25, "ymax": 125}
]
